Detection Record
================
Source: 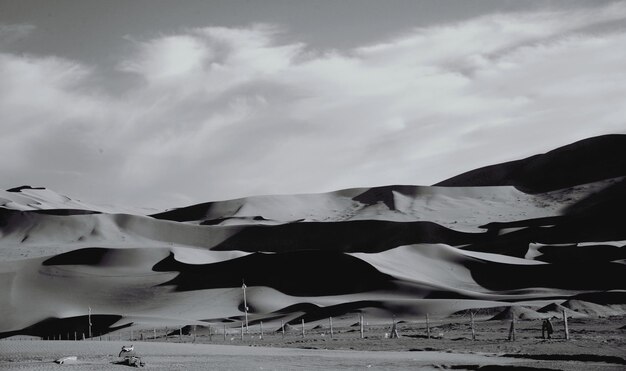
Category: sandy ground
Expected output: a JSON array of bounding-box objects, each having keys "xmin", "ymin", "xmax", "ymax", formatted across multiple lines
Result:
[
  {"xmin": 0, "ymin": 340, "xmax": 528, "ymax": 370},
  {"xmin": 2, "ymin": 316, "xmax": 624, "ymax": 370}
]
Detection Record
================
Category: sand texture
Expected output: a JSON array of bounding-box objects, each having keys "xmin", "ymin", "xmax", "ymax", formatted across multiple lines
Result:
[{"xmin": 1, "ymin": 135, "xmax": 625, "ymax": 369}]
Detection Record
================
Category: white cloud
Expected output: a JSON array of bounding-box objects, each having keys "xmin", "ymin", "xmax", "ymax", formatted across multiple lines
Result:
[{"xmin": 1, "ymin": 3, "xmax": 625, "ymax": 208}]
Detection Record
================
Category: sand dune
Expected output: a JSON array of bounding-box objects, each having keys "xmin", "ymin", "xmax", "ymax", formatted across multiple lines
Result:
[
  {"xmin": 435, "ymin": 134, "xmax": 626, "ymax": 193},
  {"xmin": 1, "ymin": 134, "xmax": 625, "ymax": 339}
]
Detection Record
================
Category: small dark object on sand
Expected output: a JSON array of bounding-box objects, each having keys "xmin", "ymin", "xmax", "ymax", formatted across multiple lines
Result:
[{"xmin": 114, "ymin": 356, "xmax": 145, "ymax": 367}]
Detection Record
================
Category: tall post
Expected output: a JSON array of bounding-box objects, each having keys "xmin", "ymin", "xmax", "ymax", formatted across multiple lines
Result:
[
  {"xmin": 562, "ymin": 309, "xmax": 569, "ymax": 340},
  {"xmin": 281, "ymin": 320, "xmax": 285, "ymax": 338},
  {"xmin": 241, "ymin": 322, "xmax": 244, "ymax": 341},
  {"xmin": 470, "ymin": 311, "xmax": 476, "ymax": 341},
  {"xmin": 426, "ymin": 313, "xmax": 431, "ymax": 339},
  {"xmin": 260, "ymin": 321, "xmax": 263, "ymax": 340},
  {"xmin": 360, "ymin": 314, "xmax": 364, "ymax": 339},
  {"xmin": 242, "ymin": 280, "xmax": 249, "ymax": 333},
  {"xmin": 301, "ymin": 319, "xmax": 305, "ymax": 338},
  {"xmin": 329, "ymin": 317, "xmax": 333, "ymax": 339},
  {"xmin": 88, "ymin": 306, "xmax": 92, "ymax": 339}
]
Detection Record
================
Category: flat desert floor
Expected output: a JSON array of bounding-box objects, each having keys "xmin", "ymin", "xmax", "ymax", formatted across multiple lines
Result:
[{"xmin": 2, "ymin": 316, "xmax": 624, "ymax": 370}]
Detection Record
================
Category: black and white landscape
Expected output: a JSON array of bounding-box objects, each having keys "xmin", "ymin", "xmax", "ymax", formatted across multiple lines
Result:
[{"xmin": 1, "ymin": 1, "xmax": 625, "ymax": 370}]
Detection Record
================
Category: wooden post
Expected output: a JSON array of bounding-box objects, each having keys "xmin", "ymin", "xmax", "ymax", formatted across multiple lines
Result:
[
  {"xmin": 194, "ymin": 325, "xmax": 197, "ymax": 343},
  {"xmin": 281, "ymin": 320, "xmax": 285, "ymax": 338},
  {"xmin": 165, "ymin": 327, "xmax": 168, "ymax": 341},
  {"xmin": 140, "ymin": 332, "xmax": 143, "ymax": 341},
  {"xmin": 260, "ymin": 321, "xmax": 264, "ymax": 340},
  {"xmin": 208, "ymin": 326, "xmax": 212, "ymax": 341},
  {"xmin": 223, "ymin": 325, "xmax": 226, "ymax": 341},
  {"xmin": 82, "ymin": 332, "xmax": 85, "ymax": 340},
  {"xmin": 179, "ymin": 327, "xmax": 182, "ymax": 341},
  {"xmin": 241, "ymin": 322, "xmax": 244, "ymax": 341},
  {"xmin": 301, "ymin": 319, "xmax": 305, "ymax": 338},
  {"xmin": 88, "ymin": 306, "xmax": 92, "ymax": 339},
  {"xmin": 74, "ymin": 331, "xmax": 77, "ymax": 341},
  {"xmin": 470, "ymin": 311, "xmax": 476, "ymax": 341},
  {"xmin": 426, "ymin": 313, "xmax": 431, "ymax": 339},
  {"xmin": 242, "ymin": 281, "xmax": 249, "ymax": 333},
  {"xmin": 360, "ymin": 314, "xmax": 364, "ymax": 339},
  {"xmin": 154, "ymin": 328, "xmax": 156, "ymax": 340},
  {"xmin": 329, "ymin": 317, "xmax": 333, "ymax": 339},
  {"xmin": 562, "ymin": 310, "xmax": 569, "ymax": 340}
]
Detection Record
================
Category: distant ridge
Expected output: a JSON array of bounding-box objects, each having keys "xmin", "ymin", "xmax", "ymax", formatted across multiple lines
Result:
[
  {"xmin": 435, "ymin": 134, "xmax": 626, "ymax": 192},
  {"xmin": 3, "ymin": 133, "xmax": 626, "ymax": 338}
]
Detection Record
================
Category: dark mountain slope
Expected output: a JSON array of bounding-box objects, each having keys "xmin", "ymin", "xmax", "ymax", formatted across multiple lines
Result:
[{"xmin": 435, "ymin": 134, "xmax": 626, "ymax": 193}]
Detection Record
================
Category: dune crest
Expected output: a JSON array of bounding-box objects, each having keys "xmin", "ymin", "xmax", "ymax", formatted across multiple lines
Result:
[{"xmin": 1, "ymin": 134, "xmax": 625, "ymax": 338}]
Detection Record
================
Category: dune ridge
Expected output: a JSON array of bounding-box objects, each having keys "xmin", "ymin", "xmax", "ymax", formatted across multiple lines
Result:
[{"xmin": 1, "ymin": 134, "xmax": 625, "ymax": 338}]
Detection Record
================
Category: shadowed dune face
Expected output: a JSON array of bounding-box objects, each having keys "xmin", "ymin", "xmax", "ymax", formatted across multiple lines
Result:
[
  {"xmin": 435, "ymin": 134, "xmax": 626, "ymax": 193},
  {"xmin": 0, "ymin": 315, "xmax": 128, "ymax": 339},
  {"xmin": 153, "ymin": 250, "xmax": 397, "ymax": 295},
  {"xmin": 1, "ymin": 134, "xmax": 625, "ymax": 337}
]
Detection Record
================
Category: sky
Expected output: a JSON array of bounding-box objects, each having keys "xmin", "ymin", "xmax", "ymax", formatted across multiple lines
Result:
[{"xmin": 1, "ymin": 0, "xmax": 625, "ymax": 209}]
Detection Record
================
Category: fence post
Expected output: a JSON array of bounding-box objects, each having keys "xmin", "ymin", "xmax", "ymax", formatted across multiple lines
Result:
[
  {"xmin": 179, "ymin": 327, "xmax": 182, "ymax": 341},
  {"xmin": 281, "ymin": 320, "xmax": 285, "ymax": 338},
  {"xmin": 426, "ymin": 313, "xmax": 431, "ymax": 339},
  {"xmin": 562, "ymin": 310, "xmax": 569, "ymax": 340},
  {"xmin": 241, "ymin": 322, "xmax": 244, "ymax": 341},
  {"xmin": 470, "ymin": 311, "xmax": 476, "ymax": 341},
  {"xmin": 301, "ymin": 319, "xmax": 305, "ymax": 338},
  {"xmin": 360, "ymin": 314, "xmax": 364, "ymax": 339},
  {"xmin": 154, "ymin": 328, "xmax": 156, "ymax": 340},
  {"xmin": 223, "ymin": 325, "xmax": 226, "ymax": 341},
  {"xmin": 74, "ymin": 331, "xmax": 77, "ymax": 341},
  {"xmin": 260, "ymin": 321, "xmax": 264, "ymax": 339},
  {"xmin": 329, "ymin": 317, "xmax": 333, "ymax": 339},
  {"xmin": 208, "ymin": 326, "xmax": 212, "ymax": 341}
]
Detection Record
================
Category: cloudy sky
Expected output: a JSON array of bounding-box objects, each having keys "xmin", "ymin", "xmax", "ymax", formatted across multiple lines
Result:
[{"xmin": 1, "ymin": 0, "xmax": 625, "ymax": 209}]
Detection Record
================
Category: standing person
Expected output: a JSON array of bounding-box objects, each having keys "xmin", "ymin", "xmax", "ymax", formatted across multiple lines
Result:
[
  {"xmin": 542, "ymin": 319, "xmax": 554, "ymax": 339},
  {"xmin": 545, "ymin": 318, "xmax": 553, "ymax": 339}
]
